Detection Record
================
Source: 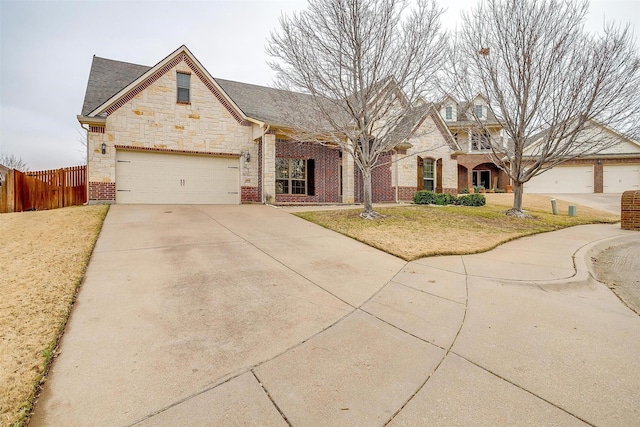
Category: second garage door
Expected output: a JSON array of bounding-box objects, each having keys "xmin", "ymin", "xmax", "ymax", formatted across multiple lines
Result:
[
  {"xmin": 116, "ymin": 150, "xmax": 240, "ymax": 204},
  {"xmin": 524, "ymin": 165, "xmax": 594, "ymax": 194},
  {"xmin": 603, "ymin": 164, "xmax": 640, "ymax": 193}
]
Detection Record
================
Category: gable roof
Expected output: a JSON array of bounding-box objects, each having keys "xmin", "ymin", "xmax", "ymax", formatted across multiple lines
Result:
[
  {"xmin": 81, "ymin": 46, "xmax": 251, "ymax": 126},
  {"xmin": 81, "ymin": 56, "xmax": 151, "ymax": 116}
]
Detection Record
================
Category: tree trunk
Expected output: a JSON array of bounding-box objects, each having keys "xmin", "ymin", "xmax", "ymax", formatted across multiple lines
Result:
[
  {"xmin": 362, "ymin": 169, "xmax": 374, "ymax": 218},
  {"xmin": 505, "ymin": 181, "xmax": 529, "ymax": 217},
  {"xmin": 513, "ymin": 181, "xmax": 523, "ymax": 211}
]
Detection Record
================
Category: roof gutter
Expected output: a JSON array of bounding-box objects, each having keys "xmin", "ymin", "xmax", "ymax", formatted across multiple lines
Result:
[{"xmin": 77, "ymin": 115, "xmax": 106, "ymax": 126}]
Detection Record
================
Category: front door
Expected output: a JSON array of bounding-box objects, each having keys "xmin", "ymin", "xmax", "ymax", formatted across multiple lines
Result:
[{"xmin": 472, "ymin": 170, "xmax": 491, "ymax": 189}]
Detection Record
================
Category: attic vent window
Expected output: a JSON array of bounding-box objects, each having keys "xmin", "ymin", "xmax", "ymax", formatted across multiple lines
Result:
[
  {"xmin": 445, "ymin": 106, "xmax": 453, "ymax": 120},
  {"xmin": 475, "ymin": 104, "xmax": 483, "ymax": 118},
  {"xmin": 177, "ymin": 72, "xmax": 190, "ymax": 103}
]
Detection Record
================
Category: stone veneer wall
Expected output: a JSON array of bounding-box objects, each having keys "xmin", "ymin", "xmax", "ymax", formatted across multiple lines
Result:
[
  {"xmin": 395, "ymin": 114, "xmax": 458, "ymax": 197},
  {"xmin": 86, "ymin": 56, "xmax": 257, "ymax": 203}
]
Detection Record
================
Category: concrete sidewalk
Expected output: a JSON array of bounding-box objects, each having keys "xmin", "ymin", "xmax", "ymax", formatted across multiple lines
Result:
[{"xmin": 31, "ymin": 205, "xmax": 640, "ymax": 426}]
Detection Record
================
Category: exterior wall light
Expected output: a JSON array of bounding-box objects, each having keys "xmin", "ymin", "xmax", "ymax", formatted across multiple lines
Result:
[
  {"xmin": 244, "ymin": 151, "xmax": 250, "ymax": 162},
  {"xmin": 101, "ymin": 143, "xmax": 107, "ymax": 155}
]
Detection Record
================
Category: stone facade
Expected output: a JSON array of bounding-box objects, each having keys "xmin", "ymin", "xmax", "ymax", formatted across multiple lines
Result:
[
  {"xmin": 86, "ymin": 56, "xmax": 258, "ymax": 203},
  {"xmin": 394, "ymin": 111, "xmax": 458, "ymax": 197}
]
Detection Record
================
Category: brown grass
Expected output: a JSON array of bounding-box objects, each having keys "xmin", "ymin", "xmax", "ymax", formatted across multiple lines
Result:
[
  {"xmin": 0, "ymin": 205, "xmax": 108, "ymax": 426},
  {"xmin": 295, "ymin": 194, "xmax": 619, "ymax": 261}
]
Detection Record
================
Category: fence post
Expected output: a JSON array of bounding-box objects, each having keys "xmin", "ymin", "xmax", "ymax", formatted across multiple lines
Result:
[
  {"xmin": 60, "ymin": 168, "xmax": 66, "ymax": 208},
  {"xmin": 7, "ymin": 170, "xmax": 16, "ymax": 213}
]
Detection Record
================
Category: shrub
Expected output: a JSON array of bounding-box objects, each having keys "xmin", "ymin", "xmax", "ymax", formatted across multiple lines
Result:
[
  {"xmin": 457, "ymin": 193, "xmax": 486, "ymax": 206},
  {"xmin": 460, "ymin": 187, "xmax": 470, "ymax": 194},
  {"xmin": 435, "ymin": 193, "xmax": 457, "ymax": 206},
  {"xmin": 413, "ymin": 190, "xmax": 437, "ymax": 205}
]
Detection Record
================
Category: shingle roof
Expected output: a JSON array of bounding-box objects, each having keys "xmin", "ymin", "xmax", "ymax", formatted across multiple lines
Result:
[
  {"xmin": 81, "ymin": 56, "xmax": 151, "ymax": 116},
  {"xmin": 214, "ymin": 78, "xmax": 317, "ymax": 125}
]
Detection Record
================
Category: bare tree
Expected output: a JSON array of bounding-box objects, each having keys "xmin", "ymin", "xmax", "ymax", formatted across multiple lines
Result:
[
  {"xmin": 267, "ymin": 0, "xmax": 447, "ymax": 218},
  {"xmin": 0, "ymin": 152, "xmax": 28, "ymax": 171},
  {"xmin": 451, "ymin": 0, "xmax": 640, "ymax": 216}
]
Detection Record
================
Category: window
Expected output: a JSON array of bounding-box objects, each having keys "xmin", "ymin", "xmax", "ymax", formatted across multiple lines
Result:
[
  {"xmin": 474, "ymin": 104, "xmax": 483, "ymax": 118},
  {"xmin": 471, "ymin": 130, "xmax": 491, "ymax": 150},
  {"xmin": 276, "ymin": 158, "xmax": 306, "ymax": 195},
  {"xmin": 177, "ymin": 72, "xmax": 190, "ymax": 103},
  {"xmin": 422, "ymin": 158, "xmax": 435, "ymax": 191},
  {"xmin": 473, "ymin": 170, "xmax": 491, "ymax": 189},
  {"xmin": 445, "ymin": 106, "xmax": 453, "ymax": 120}
]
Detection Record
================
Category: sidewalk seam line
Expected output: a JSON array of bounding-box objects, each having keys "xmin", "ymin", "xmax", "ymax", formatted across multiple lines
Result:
[
  {"xmin": 251, "ymin": 370, "xmax": 292, "ymax": 427},
  {"xmin": 451, "ymin": 352, "xmax": 596, "ymax": 427}
]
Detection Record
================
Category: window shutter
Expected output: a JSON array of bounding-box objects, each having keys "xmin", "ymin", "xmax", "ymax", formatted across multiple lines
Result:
[{"xmin": 307, "ymin": 159, "xmax": 315, "ymax": 196}]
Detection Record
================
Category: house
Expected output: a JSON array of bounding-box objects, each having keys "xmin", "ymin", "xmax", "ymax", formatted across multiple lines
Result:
[
  {"xmin": 438, "ymin": 94, "xmax": 510, "ymax": 192},
  {"xmin": 523, "ymin": 122, "xmax": 640, "ymax": 194},
  {"xmin": 438, "ymin": 95, "xmax": 640, "ymax": 194},
  {"xmin": 78, "ymin": 45, "xmax": 459, "ymax": 205}
]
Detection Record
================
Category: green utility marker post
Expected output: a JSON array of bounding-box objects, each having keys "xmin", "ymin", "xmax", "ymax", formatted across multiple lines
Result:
[
  {"xmin": 551, "ymin": 199, "xmax": 558, "ymax": 215},
  {"xmin": 568, "ymin": 205, "xmax": 577, "ymax": 216}
]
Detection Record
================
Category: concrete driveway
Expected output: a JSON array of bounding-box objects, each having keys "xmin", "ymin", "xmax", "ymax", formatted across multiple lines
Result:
[
  {"xmin": 544, "ymin": 193, "xmax": 622, "ymax": 215},
  {"xmin": 32, "ymin": 205, "xmax": 640, "ymax": 426}
]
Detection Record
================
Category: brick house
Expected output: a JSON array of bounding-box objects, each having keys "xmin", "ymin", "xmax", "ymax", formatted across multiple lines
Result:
[
  {"xmin": 437, "ymin": 94, "xmax": 510, "ymax": 192},
  {"xmin": 522, "ymin": 123, "xmax": 640, "ymax": 193},
  {"xmin": 78, "ymin": 45, "xmax": 459, "ymax": 205},
  {"xmin": 438, "ymin": 95, "xmax": 640, "ymax": 194}
]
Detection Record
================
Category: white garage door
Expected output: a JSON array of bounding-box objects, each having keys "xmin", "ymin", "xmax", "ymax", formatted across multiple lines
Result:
[
  {"xmin": 524, "ymin": 165, "xmax": 593, "ymax": 194},
  {"xmin": 116, "ymin": 150, "xmax": 240, "ymax": 204},
  {"xmin": 603, "ymin": 164, "xmax": 640, "ymax": 193}
]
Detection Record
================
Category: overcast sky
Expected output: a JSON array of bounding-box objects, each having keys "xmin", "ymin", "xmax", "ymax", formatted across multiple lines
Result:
[{"xmin": 1, "ymin": 0, "xmax": 638, "ymax": 170}]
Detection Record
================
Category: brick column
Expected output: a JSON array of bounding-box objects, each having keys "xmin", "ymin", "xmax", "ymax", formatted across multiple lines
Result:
[
  {"xmin": 342, "ymin": 150, "xmax": 355, "ymax": 204},
  {"xmin": 263, "ymin": 132, "xmax": 276, "ymax": 204}
]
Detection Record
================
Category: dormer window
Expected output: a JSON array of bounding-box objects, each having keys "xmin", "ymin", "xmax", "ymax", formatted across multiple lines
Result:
[
  {"xmin": 177, "ymin": 72, "xmax": 191, "ymax": 103},
  {"xmin": 445, "ymin": 106, "xmax": 453, "ymax": 120},
  {"xmin": 475, "ymin": 104, "xmax": 483, "ymax": 118}
]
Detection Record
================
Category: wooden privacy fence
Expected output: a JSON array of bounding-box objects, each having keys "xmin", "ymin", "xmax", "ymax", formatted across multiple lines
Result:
[{"xmin": 0, "ymin": 165, "xmax": 87, "ymax": 213}]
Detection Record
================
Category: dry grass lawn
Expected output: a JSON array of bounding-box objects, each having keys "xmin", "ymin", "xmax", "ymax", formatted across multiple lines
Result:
[
  {"xmin": 0, "ymin": 205, "xmax": 108, "ymax": 427},
  {"xmin": 295, "ymin": 194, "xmax": 619, "ymax": 261}
]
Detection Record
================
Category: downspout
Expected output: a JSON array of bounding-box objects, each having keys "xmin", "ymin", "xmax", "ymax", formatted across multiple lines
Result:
[
  {"xmin": 261, "ymin": 124, "xmax": 270, "ymax": 204},
  {"xmin": 393, "ymin": 149, "xmax": 399, "ymax": 204}
]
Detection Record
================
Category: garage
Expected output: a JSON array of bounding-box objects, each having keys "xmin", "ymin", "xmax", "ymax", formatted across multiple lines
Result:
[
  {"xmin": 603, "ymin": 164, "xmax": 640, "ymax": 193},
  {"xmin": 524, "ymin": 165, "xmax": 594, "ymax": 194},
  {"xmin": 115, "ymin": 150, "xmax": 240, "ymax": 204}
]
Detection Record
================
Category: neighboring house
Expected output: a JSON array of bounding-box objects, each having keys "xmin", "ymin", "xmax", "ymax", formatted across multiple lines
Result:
[
  {"xmin": 438, "ymin": 95, "xmax": 509, "ymax": 192},
  {"xmin": 523, "ymin": 123, "xmax": 640, "ymax": 194},
  {"xmin": 78, "ymin": 45, "xmax": 458, "ymax": 205}
]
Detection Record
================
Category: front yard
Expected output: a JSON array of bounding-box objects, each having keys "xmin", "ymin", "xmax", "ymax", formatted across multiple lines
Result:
[
  {"xmin": 0, "ymin": 205, "xmax": 108, "ymax": 426},
  {"xmin": 294, "ymin": 194, "xmax": 620, "ymax": 260},
  {"xmin": 0, "ymin": 194, "xmax": 619, "ymax": 425}
]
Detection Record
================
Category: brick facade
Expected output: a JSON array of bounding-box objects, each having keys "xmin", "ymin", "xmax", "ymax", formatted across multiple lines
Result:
[
  {"xmin": 275, "ymin": 141, "xmax": 341, "ymax": 203},
  {"xmin": 89, "ymin": 182, "xmax": 116, "ymax": 202},
  {"xmin": 621, "ymin": 190, "xmax": 640, "ymax": 230},
  {"xmin": 398, "ymin": 186, "xmax": 417, "ymax": 201},
  {"xmin": 241, "ymin": 186, "xmax": 260, "ymax": 203},
  {"xmin": 355, "ymin": 153, "xmax": 395, "ymax": 203},
  {"xmin": 455, "ymin": 154, "xmax": 510, "ymax": 192}
]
